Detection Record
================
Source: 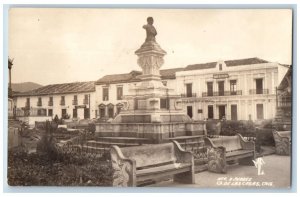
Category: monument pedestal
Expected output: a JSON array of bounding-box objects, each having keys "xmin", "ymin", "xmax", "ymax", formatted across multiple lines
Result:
[{"xmin": 95, "ymin": 20, "xmax": 206, "ymax": 143}]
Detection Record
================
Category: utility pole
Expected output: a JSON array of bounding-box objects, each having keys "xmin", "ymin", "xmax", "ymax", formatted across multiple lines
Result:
[
  {"xmin": 89, "ymin": 94, "xmax": 90, "ymax": 119},
  {"xmin": 8, "ymin": 57, "xmax": 14, "ymax": 98},
  {"xmin": 275, "ymin": 86, "xmax": 278, "ymax": 110}
]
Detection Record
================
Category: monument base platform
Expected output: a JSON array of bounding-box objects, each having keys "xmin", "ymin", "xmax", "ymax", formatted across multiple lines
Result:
[
  {"xmin": 112, "ymin": 110, "xmax": 192, "ymax": 123},
  {"xmin": 95, "ymin": 121, "xmax": 206, "ymax": 143}
]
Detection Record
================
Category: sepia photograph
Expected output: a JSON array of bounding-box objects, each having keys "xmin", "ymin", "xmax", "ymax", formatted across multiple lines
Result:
[{"xmin": 6, "ymin": 8, "xmax": 293, "ymax": 189}]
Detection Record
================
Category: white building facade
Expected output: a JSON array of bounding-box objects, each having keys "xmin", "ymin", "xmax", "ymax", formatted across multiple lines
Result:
[
  {"xmin": 14, "ymin": 82, "xmax": 96, "ymax": 121},
  {"xmin": 175, "ymin": 58, "xmax": 283, "ymax": 121}
]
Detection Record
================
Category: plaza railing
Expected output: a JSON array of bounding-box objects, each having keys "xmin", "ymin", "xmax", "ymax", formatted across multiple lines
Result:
[{"xmin": 202, "ymin": 90, "xmax": 242, "ymax": 97}]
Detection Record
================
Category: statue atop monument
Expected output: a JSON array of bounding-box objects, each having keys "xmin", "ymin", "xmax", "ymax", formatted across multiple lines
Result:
[{"xmin": 143, "ymin": 17, "xmax": 157, "ymax": 42}]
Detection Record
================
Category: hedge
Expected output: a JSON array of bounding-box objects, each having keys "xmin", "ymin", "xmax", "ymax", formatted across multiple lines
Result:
[{"xmin": 8, "ymin": 148, "xmax": 112, "ymax": 186}]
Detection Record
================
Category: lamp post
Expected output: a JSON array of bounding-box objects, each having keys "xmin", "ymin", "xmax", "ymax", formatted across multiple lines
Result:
[{"xmin": 8, "ymin": 57, "xmax": 14, "ymax": 98}]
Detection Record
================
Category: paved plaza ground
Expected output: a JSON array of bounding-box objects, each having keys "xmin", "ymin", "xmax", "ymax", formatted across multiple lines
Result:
[{"xmin": 152, "ymin": 154, "xmax": 291, "ymax": 189}]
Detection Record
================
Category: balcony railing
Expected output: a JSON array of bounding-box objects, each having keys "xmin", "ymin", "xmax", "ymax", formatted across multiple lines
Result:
[
  {"xmin": 278, "ymin": 96, "xmax": 292, "ymax": 107},
  {"xmin": 17, "ymin": 108, "xmax": 47, "ymax": 117},
  {"xmin": 72, "ymin": 100, "xmax": 78, "ymax": 105},
  {"xmin": 181, "ymin": 93, "xmax": 197, "ymax": 98},
  {"xmin": 25, "ymin": 103, "xmax": 30, "ymax": 109},
  {"xmin": 249, "ymin": 89, "xmax": 269, "ymax": 95},
  {"xmin": 48, "ymin": 101, "xmax": 53, "ymax": 106},
  {"xmin": 37, "ymin": 101, "xmax": 42, "ymax": 106},
  {"xmin": 60, "ymin": 100, "xmax": 65, "ymax": 106},
  {"xmin": 202, "ymin": 90, "xmax": 242, "ymax": 97},
  {"xmin": 83, "ymin": 99, "xmax": 89, "ymax": 105}
]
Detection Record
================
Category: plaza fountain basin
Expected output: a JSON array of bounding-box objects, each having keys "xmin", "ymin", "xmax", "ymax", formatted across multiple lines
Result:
[{"xmin": 95, "ymin": 121, "xmax": 206, "ymax": 143}]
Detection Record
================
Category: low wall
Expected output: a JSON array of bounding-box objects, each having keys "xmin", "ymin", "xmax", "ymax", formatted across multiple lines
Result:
[
  {"xmin": 95, "ymin": 121, "xmax": 206, "ymax": 143},
  {"xmin": 18, "ymin": 116, "xmax": 52, "ymax": 128},
  {"xmin": 8, "ymin": 127, "xmax": 20, "ymax": 149}
]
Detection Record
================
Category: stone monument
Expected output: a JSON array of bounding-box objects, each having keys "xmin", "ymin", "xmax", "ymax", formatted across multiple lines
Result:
[{"xmin": 96, "ymin": 17, "xmax": 206, "ymax": 143}]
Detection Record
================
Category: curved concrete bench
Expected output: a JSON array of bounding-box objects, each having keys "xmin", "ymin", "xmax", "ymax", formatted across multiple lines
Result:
[
  {"xmin": 204, "ymin": 134, "xmax": 256, "ymax": 173},
  {"xmin": 110, "ymin": 141, "xmax": 195, "ymax": 186}
]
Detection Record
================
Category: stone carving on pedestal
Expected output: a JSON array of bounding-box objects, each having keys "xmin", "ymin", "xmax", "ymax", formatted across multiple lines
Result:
[{"xmin": 137, "ymin": 55, "xmax": 165, "ymax": 76}]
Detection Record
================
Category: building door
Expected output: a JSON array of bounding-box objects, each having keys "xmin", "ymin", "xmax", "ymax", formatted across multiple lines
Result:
[
  {"xmin": 256, "ymin": 78, "xmax": 263, "ymax": 94},
  {"xmin": 256, "ymin": 104, "xmax": 264, "ymax": 119},
  {"xmin": 219, "ymin": 105, "xmax": 226, "ymax": 120},
  {"xmin": 84, "ymin": 108, "xmax": 90, "ymax": 119},
  {"xmin": 187, "ymin": 106, "xmax": 193, "ymax": 118},
  {"xmin": 231, "ymin": 105, "xmax": 237, "ymax": 120},
  {"xmin": 108, "ymin": 107, "xmax": 114, "ymax": 118},
  {"xmin": 208, "ymin": 105, "xmax": 214, "ymax": 119},
  {"xmin": 73, "ymin": 108, "xmax": 77, "ymax": 118},
  {"xmin": 61, "ymin": 109, "xmax": 67, "ymax": 118},
  {"xmin": 218, "ymin": 81, "xmax": 224, "ymax": 96},
  {"xmin": 99, "ymin": 108, "xmax": 105, "ymax": 118}
]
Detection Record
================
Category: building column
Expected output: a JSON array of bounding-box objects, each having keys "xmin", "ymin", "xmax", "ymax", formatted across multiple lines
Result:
[
  {"xmin": 105, "ymin": 106, "xmax": 108, "ymax": 117},
  {"xmin": 252, "ymin": 101, "xmax": 256, "ymax": 121},
  {"xmin": 264, "ymin": 100, "xmax": 268, "ymax": 119},
  {"xmin": 244, "ymin": 73, "xmax": 247, "ymax": 95},
  {"xmin": 238, "ymin": 100, "xmax": 241, "ymax": 120},
  {"xmin": 226, "ymin": 100, "xmax": 230, "ymax": 120},
  {"xmin": 271, "ymin": 71, "xmax": 275, "ymax": 95}
]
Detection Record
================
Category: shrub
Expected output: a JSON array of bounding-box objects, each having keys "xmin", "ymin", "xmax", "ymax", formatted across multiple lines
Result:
[
  {"xmin": 218, "ymin": 120, "xmax": 275, "ymax": 153},
  {"xmin": 36, "ymin": 132, "xmax": 60, "ymax": 160},
  {"xmin": 220, "ymin": 120, "xmax": 256, "ymax": 137},
  {"xmin": 205, "ymin": 119, "xmax": 220, "ymax": 136}
]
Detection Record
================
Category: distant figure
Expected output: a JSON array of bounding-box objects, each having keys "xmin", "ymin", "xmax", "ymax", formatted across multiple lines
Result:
[
  {"xmin": 215, "ymin": 121, "xmax": 221, "ymax": 136},
  {"xmin": 143, "ymin": 17, "xmax": 157, "ymax": 42},
  {"xmin": 222, "ymin": 116, "xmax": 226, "ymax": 121},
  {"xmin": 283, "ymin": 124, "xmax": 287, "ymax": 130},
  {"xmin": 54, "ymin": 115, "xmax": 59, "ymax": 124}
]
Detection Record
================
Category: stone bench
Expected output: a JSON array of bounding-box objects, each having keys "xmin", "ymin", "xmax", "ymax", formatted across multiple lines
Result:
[
  {"xmin": 204, "ymin": 134, "xmax": 256, "ymax": 173},
  {"xmin": 272, "ymin": 130, "xmax": 291, "ymax": 155},
  {"xmin": 110, "ymin": 141, "xmax": 195, "ymax": 186}
]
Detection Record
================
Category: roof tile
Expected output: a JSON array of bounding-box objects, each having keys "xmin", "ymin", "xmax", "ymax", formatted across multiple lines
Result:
[
  {"xmin": 184, "ymin": 57, "xmax": 269, "ymax": 71},
  {"xmin": 14, "ymin": 81, "xmax": 95, "ymax": 97}
]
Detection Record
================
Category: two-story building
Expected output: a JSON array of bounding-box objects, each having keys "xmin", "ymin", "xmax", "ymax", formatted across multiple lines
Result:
[
  {"xmin": 175, "ymin": 57, "xmax": 287, "ymax": 121},
  {"xmin": 13, "ymin": 81, "xmax": 96, "ymax": 124}
]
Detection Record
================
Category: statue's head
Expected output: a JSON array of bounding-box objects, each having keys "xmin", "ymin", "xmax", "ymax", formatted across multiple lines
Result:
[{"xmin": 147, "ymin": 17, "xmax": 154, "ymax": 25}]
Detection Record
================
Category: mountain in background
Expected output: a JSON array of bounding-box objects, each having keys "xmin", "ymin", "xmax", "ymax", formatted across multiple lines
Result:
[{"xmin": 11, "ymin": 82, "xmax": 43, "ymax": 93}]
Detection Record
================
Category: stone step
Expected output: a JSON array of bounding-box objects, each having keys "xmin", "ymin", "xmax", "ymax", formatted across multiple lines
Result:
[
  {"xmin": 70, "ymin": 145, "xmax": 108, "ymax": 154},
  {"xmin": 96, "ymin": 136, "xmax": 151, "ymax": 144},
  {"xmin": 167, "ymin": 135, "xmax": 205, "ymax": 143},
  {"xmin": 87, "ymin": 140, "xmax": 141, "ymax": 148},
  {"xmin": 178, "ymin": 141, "xmax": 205, "ymax": 147},
  {"xmin": 182, "ymin": 146, "xmax": 206, "ymax": 151},
  {"xmin": 81, "ymin": 146, "xmax": 107, "ymax": 152}
]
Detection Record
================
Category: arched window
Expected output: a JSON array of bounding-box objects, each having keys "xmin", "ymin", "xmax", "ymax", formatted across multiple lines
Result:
[
  {"xmin": 99, "ymin": 104, "xmax": 106, "ymax": 118},
  {"xmin": 107, "ymin": 103, "xmax": 114, "ymax": 118},
  {"xmin": 116, "ymin": 103, "xmax": 124, "ymax": 114}
]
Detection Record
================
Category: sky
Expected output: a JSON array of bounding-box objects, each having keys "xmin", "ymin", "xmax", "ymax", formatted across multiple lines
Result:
[{"xmin": 8, "ymin": 8, "xmax": 292, "ymax": 85}]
